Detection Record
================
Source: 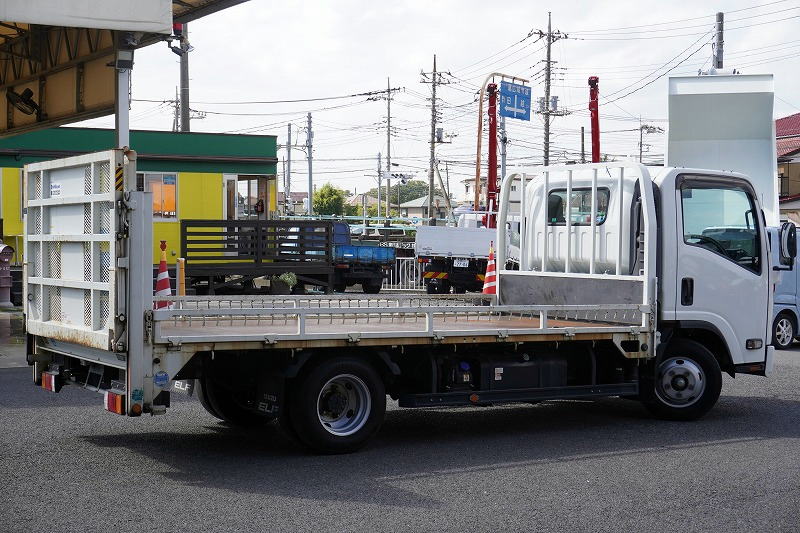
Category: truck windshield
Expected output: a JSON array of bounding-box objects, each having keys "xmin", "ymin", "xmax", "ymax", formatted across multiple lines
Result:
[{"xmin": 680, "ymin": 179, "xmax": 760, "ymax": 273}]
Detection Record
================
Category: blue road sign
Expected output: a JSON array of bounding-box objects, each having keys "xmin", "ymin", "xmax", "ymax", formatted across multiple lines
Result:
[{"xmin": 499, "ymin": 81, "xmax": 531, "ymax": 121}]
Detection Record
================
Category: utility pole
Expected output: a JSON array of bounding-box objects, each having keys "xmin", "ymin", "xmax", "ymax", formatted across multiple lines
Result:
[
  {"xmin": 638, "ymin": 121, "xmax": 664, "ymax": 163},
  {"xmin": 713, "ymin": 12, "xmax": 724, "ymax": 69},
  {"xmin": 172, "ymin": 87, "xmax": 179, "ymax": 132},
  {"xmin": 377, "ymin": 152, "xmax": 382, "ymax": 218},
  {"xmin": 386, "ymin": 77, "xmax": 392, "ymax": 218},
  {"xmin": 286, "ymin": 123, "xmax": 292, "ymax": 214},
  {"xmin": 535, "ymin": 12, "xmax": 567, "ymax": 166},
  {"xmin": 179, "ymin": 23, "xmax": 190, "ymax": 132},
  {"xmin": 445, "ymin": 162, "xmax": 451, "ymax": 202},
  {"xmin": 428, "ymin": 55, "xmax": 437, "ymax": 223},
  {"xmin": 420, "ymin": 54, "xmax": 444, "ymax": 224},
  {"xmin": 306, "ymin": 112, "xmax": 313, "ymax": 216},
  {"xmin": 580, "ymin": 126, "xmax": 586, "ymax": 163}
]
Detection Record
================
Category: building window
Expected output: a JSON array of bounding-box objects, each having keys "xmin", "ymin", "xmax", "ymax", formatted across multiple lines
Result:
[
  {"xmin": 780, "ymin": 173, "xmax": 789, "ymax": 197},
  {"xmin": 140, "ymin": 173, "xmax": 177, "ymax": 219}
]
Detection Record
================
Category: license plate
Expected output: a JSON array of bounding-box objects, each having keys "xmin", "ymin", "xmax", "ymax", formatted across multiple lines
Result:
[{"xmin": 453, "ymin": 258, "xmax": 469, "ymax": 268}]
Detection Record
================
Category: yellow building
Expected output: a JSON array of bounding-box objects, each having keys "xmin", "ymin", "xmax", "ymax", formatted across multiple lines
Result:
[{"xmin": 0, "ymin": 127, "xmax": 278, "ymax": 267}]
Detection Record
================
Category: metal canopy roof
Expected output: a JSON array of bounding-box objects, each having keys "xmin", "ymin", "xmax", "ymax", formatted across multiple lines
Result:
[
  {"xmin": 0, "ymin": 0, "xmax": 250, "ymax": 138},
  {"xmin": 172, "ymin": 0, "xmax": 251, "ymax": 24}
]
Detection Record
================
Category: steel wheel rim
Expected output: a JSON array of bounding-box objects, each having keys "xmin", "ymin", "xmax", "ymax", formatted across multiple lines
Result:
[
  {"xmin": 317, "ymin": 374, "xmax": 371, "ymax": 436},
  {"xmin": 655, "ymin": 357, "xmax": 705, "ymax": 408},
  {"xmin": 776, "ymin": 318, "xmax": 793, "ymax": 346}
]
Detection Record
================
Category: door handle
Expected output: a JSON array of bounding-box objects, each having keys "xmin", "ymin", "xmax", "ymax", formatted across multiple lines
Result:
[{"xmin": 681, "ymin": 277, "xmax": 694, "ymax": 306}]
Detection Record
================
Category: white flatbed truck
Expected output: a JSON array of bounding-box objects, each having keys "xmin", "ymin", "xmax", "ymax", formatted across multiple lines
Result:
[{"xmin": 23, "ymin": 75, "xmax": 796, "ymax": 453}]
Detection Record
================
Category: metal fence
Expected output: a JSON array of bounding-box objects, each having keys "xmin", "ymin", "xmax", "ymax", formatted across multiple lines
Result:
[{"xmin": 382, "ymin": 257, "xmax": 423, "ymax": 291}]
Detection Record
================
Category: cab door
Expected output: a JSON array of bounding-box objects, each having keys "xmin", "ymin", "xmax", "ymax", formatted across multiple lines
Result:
[{"xmin": 675, "ymin": 174, "xmax": 769, "ymax": 365}]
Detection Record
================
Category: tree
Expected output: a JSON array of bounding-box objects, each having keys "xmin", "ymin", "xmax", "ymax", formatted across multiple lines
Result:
[
  {"xmin": 365, "ymin": 180, "xmax": 448, "ymax": 206},
  {"xmin": 312, "ymin": 183, "xmax": 347, "ymax": 216}
]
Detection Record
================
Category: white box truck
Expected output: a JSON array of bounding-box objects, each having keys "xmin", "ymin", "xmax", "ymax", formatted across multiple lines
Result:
[{"xmin": 24, "ymin": 75, "xmax": 794, "ymax": 453}]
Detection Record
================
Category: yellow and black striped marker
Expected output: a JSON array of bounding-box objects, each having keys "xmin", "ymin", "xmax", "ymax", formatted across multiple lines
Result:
[
  {"xmin": 115, "ymin": 165, "xmax": 124, "ymax": 191},
  {"xmin": 423, "ymin": 272, "xmax": 448, "ymax": 279}
]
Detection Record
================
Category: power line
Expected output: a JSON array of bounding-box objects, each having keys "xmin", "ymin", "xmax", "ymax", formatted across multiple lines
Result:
[
  {"xmin": 567, "ymin": 0, "xmax": 791, "ymax": 33},
  {"xmin": 132, "ymin": 87, "xmax": 403, "ymax": 105}
]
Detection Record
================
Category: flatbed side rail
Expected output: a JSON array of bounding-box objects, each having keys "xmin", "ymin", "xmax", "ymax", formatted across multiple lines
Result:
[{"xmin": 151, "ymin": 301, "xmax": 651, "ymax": 345}]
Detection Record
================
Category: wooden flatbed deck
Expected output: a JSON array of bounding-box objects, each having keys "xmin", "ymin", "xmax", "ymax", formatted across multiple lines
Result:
[{"xmin": 151, "ymin": 294, "xmax": 649, "ymax": 350}]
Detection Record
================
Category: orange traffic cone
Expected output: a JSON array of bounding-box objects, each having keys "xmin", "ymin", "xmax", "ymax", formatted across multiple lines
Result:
[
  {"xmin": 154, "ymin": 240, "xmax": 172, "ymax": 309},
  {"xmin": 482, "ymin": 241, "xmax": 497, "ymax": 295}
]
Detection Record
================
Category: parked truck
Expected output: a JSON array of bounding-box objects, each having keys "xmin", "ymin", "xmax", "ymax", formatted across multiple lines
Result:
[
  {"xmin": 24, "ymin": 74, "xmax": 792, "ymax": 454},
  {"xmin": 179, "ymin": 219, "xmax": 393, "ymax": 295},
  {"xmin": 415, "ymin": 224, "xmax": 495, "ymax": 294},
  {"xmin": 772, "ymin": 249, "xmax": 800, "ymax": 349}
]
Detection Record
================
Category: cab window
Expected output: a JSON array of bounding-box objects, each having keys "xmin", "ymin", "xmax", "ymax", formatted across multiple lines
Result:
[
  {"xmin": 547, "ymin": 188, "xmax": 609, "ymax": 226},
  {"xmin": 680, "ymin": 180, "xmax": 760, "ymax": 274}
]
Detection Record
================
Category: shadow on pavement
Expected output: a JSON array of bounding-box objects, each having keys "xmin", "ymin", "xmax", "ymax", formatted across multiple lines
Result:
[{"xmin": 80, "ymin": 392, "xmax": 800, "ymax": 507}]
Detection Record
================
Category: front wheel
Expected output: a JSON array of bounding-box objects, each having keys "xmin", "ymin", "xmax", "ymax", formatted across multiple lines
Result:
[
  {"xmin": 772, "ymin": 313, "xmax": 795, "ymax": 350},
  {"xmin": 289, "ymin": 358, "xmax": 386, "ymax": 453},
  {"xmin": 642, "ymin": 338, "xmax": 722, "ymax": 421}
]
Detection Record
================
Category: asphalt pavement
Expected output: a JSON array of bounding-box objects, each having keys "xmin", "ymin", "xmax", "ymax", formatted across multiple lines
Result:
[{"xmin": 1, "ymin": 326, "xmax": 799, "ymax": 532}]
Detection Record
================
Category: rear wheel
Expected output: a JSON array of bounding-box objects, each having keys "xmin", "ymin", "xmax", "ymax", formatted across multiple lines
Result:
[
  {"xmin": 642, "ymin": 338, "xmax": 722, "ymax": 421},
  {"xmin": 289, "ymin": 358, "xmax": 386, "ymax": 453},
  {"xmin": 362, "ymin": 280, "xmax": 382, "ymax": 294},
  {"xmin": 194, "ymin": 378, "xmax": 222, "ymax": 420},
  {"xmin": 772, "ymin": 313, "xmax": 795, "ymax": 350},
  {"xmin": 201, "ymin": 376, "xmax": 274, "ymax": 427},
  {"xmin": 333, "ymin": 283, "xmax": 347, "ymax": 293}
]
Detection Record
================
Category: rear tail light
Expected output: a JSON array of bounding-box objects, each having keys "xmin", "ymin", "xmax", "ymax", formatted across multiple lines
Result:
[
  {"xmin": 104, "ymin": 390, "xmax": 126, "ymax": 415},
  {"xmin": 41, "ymin": 371, "xmax": 63, "ymax": 393},
  {"xmin": 417, "ymin": 258, "xmax": 430, "ymax": 264}
]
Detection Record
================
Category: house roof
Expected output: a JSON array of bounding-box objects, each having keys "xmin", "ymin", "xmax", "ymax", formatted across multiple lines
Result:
[
  {"xmin": 276, "ymin": 192, "xmax": 308, "ymax": 203},
  {"xmin": 346, "ymin": 193, "xmax": 379, "ymax": 206},
  {"xmin": 777, "ymin": 112, "xmax": 800, "ymax": 138},
  {"xmin": 778, "ymin": 137, "xmax": 800, "ymax": 158},
  {"xmin": 400, "ymin": 195, "xmax": 448, "ymax": 208}
]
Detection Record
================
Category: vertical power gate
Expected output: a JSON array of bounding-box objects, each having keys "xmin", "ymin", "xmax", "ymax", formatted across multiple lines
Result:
[{"xmin": 24, "ymin": 151, "xmax": 125, "ymax": 351}]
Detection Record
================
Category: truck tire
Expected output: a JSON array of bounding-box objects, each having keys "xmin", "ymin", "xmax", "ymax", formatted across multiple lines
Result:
[
  {"xmin": 289, "ymin": 358, "xmax": 386, "ymax": 453},
  {"xmin": 201, "ymin": 376, "xmax": 274, "ymax": 427},
  {"xmin": 333, "ymin": 283, "xmax": 347, "ymax": 293},
  {"xmin": 194, "ymin": 378, "xmax": 223, "ymax": 420},
  {"xmin": 772, "ymin": 313, "xmax": 795, "ymax": 350},
  {"xmin": 642, "ymin": 338, "xmax": 722, "ymax": 421},
  {"xmin": 362, "ymin": 281, "xmax": 382, "ymax": 294}
]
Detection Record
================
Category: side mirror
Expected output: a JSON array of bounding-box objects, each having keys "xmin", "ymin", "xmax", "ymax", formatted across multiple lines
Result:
[{"xmin": 779, "ymin": 221, "xmax": 797, "ymax": 267}]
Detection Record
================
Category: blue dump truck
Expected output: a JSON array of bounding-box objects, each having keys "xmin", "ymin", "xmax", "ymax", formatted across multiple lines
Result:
[
  {"xmin": 181, "ymin": 219, "xmax": 394, "ymax": 294},
  {"xmin": 331, "ymin": 222, "xmax": 395, "ymax": 293}
]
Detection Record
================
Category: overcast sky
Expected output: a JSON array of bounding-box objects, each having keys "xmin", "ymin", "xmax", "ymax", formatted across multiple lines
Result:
[{"xmin": 80, "ymin": 0, "xmax": 800, "ymax": 200}]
